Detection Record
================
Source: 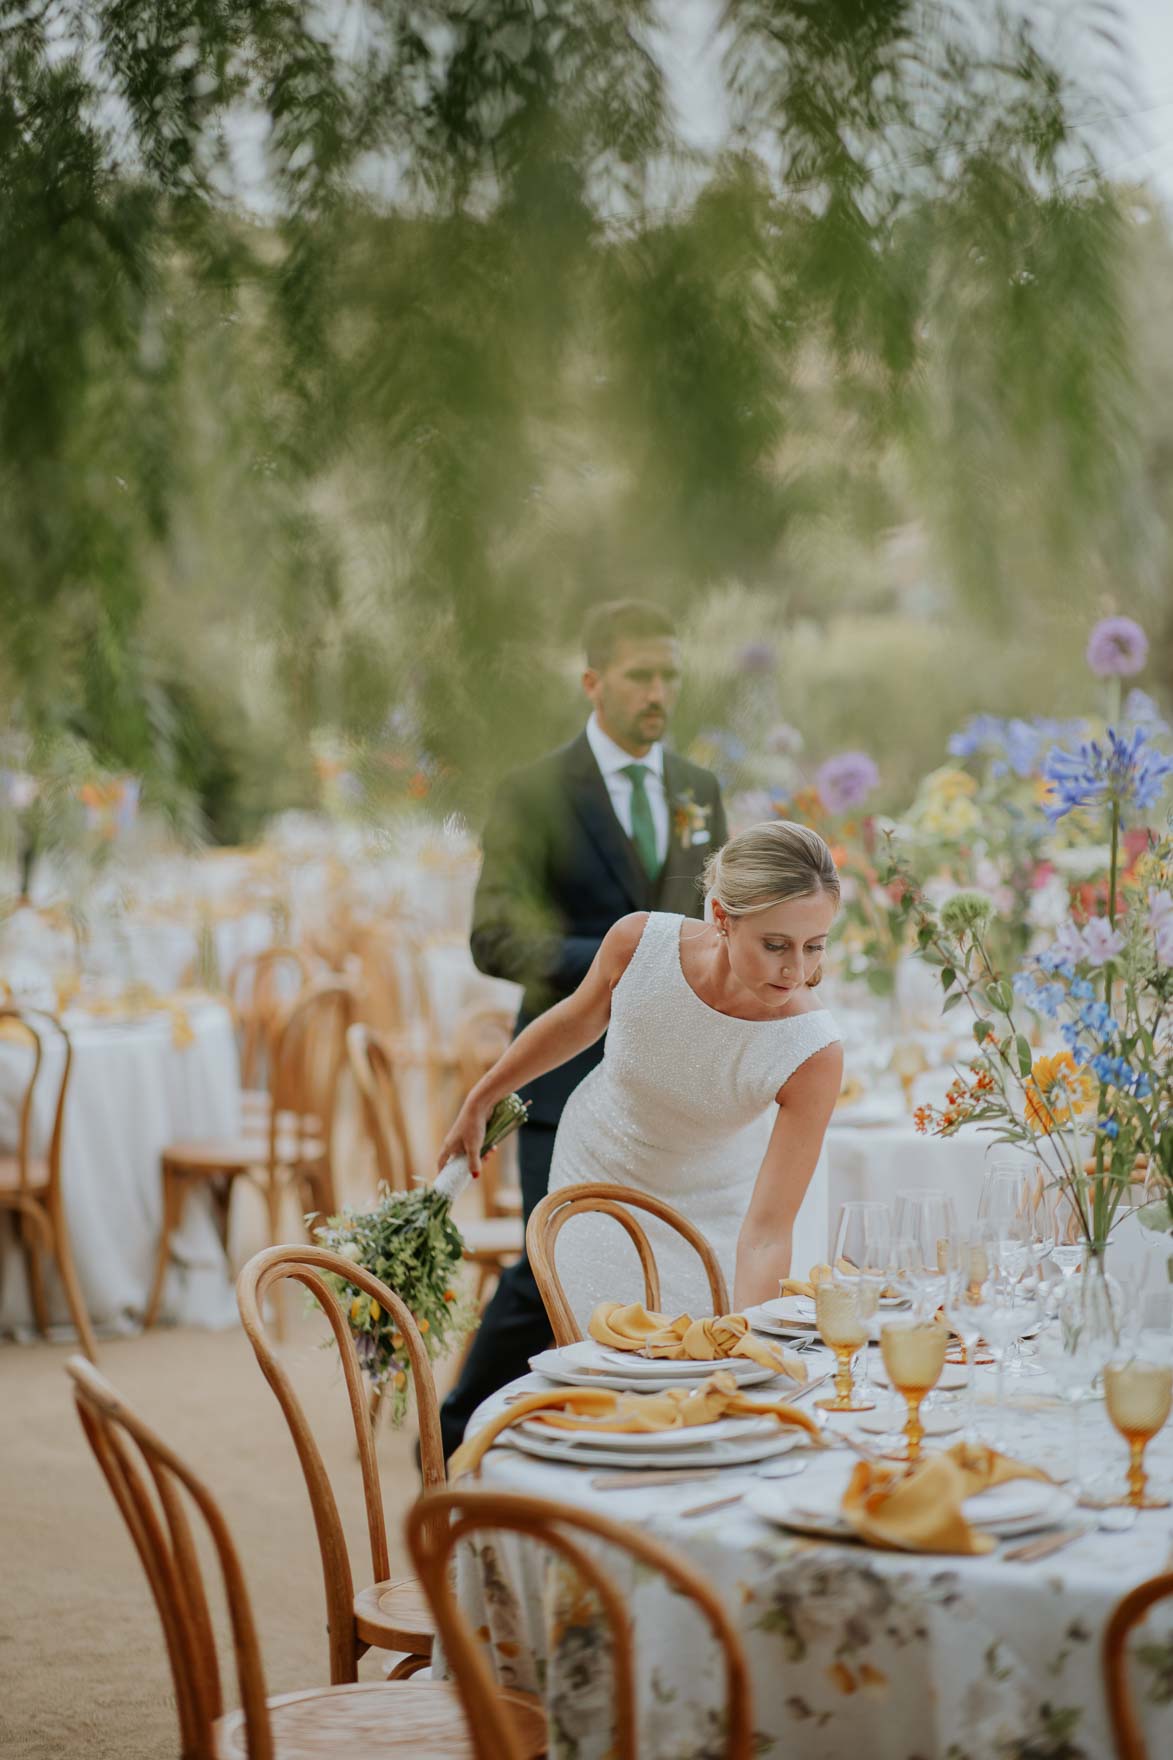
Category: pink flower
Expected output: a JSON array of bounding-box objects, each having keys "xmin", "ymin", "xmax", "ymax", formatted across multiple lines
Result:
[
  {"xmin": 1149, "ymin": 888, "xmax": 1173, "ymax": 965},
  {"xmin": 1053, "ymin": 919, "xmax": 1088, "ymax": 964},
  {"xmin": 1086, "ymin": 617, "xmax": 1148, "ymax": 678},
  {"xmin": 1081, "ymin": 917, "xmax": 1125, "ymax": 965}
]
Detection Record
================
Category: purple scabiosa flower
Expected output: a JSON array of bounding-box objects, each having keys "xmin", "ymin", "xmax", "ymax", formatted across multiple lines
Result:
[
  {"xmin": 736, "ymin": 640, "xmax": 777, "ymax": 675},
  {"xmin": 1150, "ymin": 888, "xmax": 1173, "ymax": 965},
  {"xmin": 1042, "ymin": 728, "xmax": 1173, "ymax": 823},
  {"xmin": 815, "ymin": 751, "xmax": 879, "ymax": 814},
  {"xmin": 1086, "ymin": 616, "xmax": 1149, "ymax": 677},
  {"xmin": 1080, "ymin": 917, "xmax": 1126, "ymax": 965}
]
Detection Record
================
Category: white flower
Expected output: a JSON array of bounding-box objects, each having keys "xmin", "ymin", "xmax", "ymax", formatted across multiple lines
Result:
[
  {"xmin": 1150, "ymin": 888, "xmax": 1173, "ymax": 965},
  {"xmin": 1081, "ymin": 917, "xmax": 1125, "ymax": 965},
  {"xmin": 337, "ymin": 1240, "xmax": 363, "ymax": 1263}
]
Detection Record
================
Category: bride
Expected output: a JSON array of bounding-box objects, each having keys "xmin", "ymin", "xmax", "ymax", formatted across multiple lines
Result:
[{"xmin": 438, "ymin": 820, "xmax": 843, "ymax": 1323}]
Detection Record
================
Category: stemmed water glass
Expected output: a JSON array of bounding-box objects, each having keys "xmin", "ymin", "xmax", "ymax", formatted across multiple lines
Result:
[
  {"xmin": 966, "ymin": 1256, "xmax": 1043, "ymax": 1451},
  {"xmin": 892, "ymin": 1190, "xmax": 956, "ymax": 1319},
  {"xmin": 879, "ymin": 1317, "xmax": 949, "ymax": 1462},
  {"xmin": 831, "ymin": 1201, "xmax": 892, "ymax": 1408},
  {"xmin": 942, "ymin": 1232, "xmax": 990, "ymax": 1446},
  {"xmin": 978, "ymin": 1166, "xmax": 1045, "ymax": 1375}
]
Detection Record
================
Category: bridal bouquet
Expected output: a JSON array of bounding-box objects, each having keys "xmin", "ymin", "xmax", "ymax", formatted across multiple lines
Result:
[{"xmin": 311, "ymin": 1093, "xmax": 528, "ymax": 1423}]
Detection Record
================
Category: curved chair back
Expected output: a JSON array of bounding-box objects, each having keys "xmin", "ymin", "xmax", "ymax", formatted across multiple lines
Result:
[
  {"xmin": 0, "ymin": 1005, "xmax": 72, "ymax": 1198},
  {"xmin": 352, "ymin": 922, "xmax": 436, "ymax": 1044},
  {"xmin": 406, "ymin": 1486, "xmax": 752, "ymax": 1760},
  {"xmin": 228, "ymin": 946, "xmax": 313, "ymax": 1088},
  {"xmin": 268, "ymin": 980, "xmax": 355, "ymax": 1168},
  {"xmin": 526, "ymin": 1182, "xmax": 730, "ymax": 1346},
  {"xmin": 346, "ymin": 1023, "xmax": 414, "ymax": 1192},
  {"xmin": 1104, "ymin": 1571, "xmax": 1173, "ymax": 1759},
  {"xmin": 66, "ymin": 1356, "xmax": 275, "ymax": 1760},
  {"xmin": 450, "ymin": 1006, "xmax": 515, "ymax": 1216},
  {"xmin": 236, "ymin": 1244, "xmax": 444, "ymax": 1682}
]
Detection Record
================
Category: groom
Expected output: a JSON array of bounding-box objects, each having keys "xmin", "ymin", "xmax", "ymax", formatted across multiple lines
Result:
[{"xmin": 439, "ymin": 598, "xmax": 726, "ymax": 1458}]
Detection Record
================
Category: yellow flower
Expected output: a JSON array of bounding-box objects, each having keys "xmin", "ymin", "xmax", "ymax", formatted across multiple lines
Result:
[
  {"xmin": 1023, "ymin": 1052, "xmax": 1097, "ymax": 1136},
  {"xmin": 349, "ymin": 1296, "xmax": 365, "ymax": 1323},
  {"xmin": 924, "ymin": 766, "xmax": 978, "ymax": 801},
  {"xmin": 369, "ymin": 1299, "xmax": 381, "ymax": 1323}
]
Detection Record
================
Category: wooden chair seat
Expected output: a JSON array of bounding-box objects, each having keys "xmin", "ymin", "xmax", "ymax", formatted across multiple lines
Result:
[
  {"xmin": 163, "ymin": 1133, "xmax": 326, "ymax": 1174},
  {"xmin": 353, "ymin": 1577, "xmax": 436, "ymax": 1652},
  {"xmin": 459, "ymin": 1216, "xmax": 524, "ymax": 1263},
  {"xmin": 0, "ymin": 1152, "xmax": 49, "ymax": 1195},
  {"xmin": 213, "ymin": 1680, "xmax": 546, "ymax": 1760}
]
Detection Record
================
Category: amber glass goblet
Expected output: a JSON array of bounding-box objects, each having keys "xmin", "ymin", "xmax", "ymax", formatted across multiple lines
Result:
[
  {"xmin": 1102, "ymin": 1361, "xmax": 1173, "ymax": 1509},
  {"xmin": 880, "ymin": 1320, "xmax": 948, "ymax": 1461},
  {"xmin": 815, "ymin": 1281, "xmax": 875, "ymax": 1412}
]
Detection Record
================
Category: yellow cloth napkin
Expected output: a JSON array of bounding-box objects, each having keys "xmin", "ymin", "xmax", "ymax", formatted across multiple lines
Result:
[
  {"xmin": 449, "ymin": 1370, "xmax": 823, "ymax": 1479},
  {"xmin": 841, "ymin": 1443, "xmax": 1051, "ymax": 1555},
  {"xmin": 588, "ymin": 1301, "xmax": 807, "ymax": 1382},
  {"xmin": 778, "ymin": 1263, "xmax": 835, "ymax": 1299}
]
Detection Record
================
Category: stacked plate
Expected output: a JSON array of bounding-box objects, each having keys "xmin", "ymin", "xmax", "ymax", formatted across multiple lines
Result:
[
  {"xmin": 506, "ymin": 1410, "xmax": 805, "ymax": 1471},
  {"xmin": 746, "ymin": 1467, "xmax": 1074, "ymax": 1541},
  {"xmin": 530, "ymin": 1339, "xmax": 780, "ymax": 1392},
  {"xmin": 744, "ymin": 1294, "xmax": 908, "ymax": 1340}
]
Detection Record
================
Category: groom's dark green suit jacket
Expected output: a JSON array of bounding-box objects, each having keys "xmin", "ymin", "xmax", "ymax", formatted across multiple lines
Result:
[{"xmin": 470, "ymin": 729, "xmax": 726, "ymax": 1127}]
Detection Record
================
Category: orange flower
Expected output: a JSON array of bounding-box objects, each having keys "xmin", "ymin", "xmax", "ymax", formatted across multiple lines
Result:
[
  {"xmin": 913, "ymin": 1106, "xmax": 934, "ymax": 1134},
  {"xmin": 1023, "ymin": 1052, "xmax": 1097, "ymax": 1136}
]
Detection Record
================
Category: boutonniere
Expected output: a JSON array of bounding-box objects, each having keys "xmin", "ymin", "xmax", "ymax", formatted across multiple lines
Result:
[{"xmin": 672, "ymin": 790, "xmax": 712, "ymax": 847}]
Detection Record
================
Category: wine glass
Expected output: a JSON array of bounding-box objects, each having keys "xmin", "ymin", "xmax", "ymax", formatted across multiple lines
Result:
[
  {"xmin": 1102, "ymin": 1358, "xmax": 1173, "ymax": 1509},
  {"xmin": 1043, "ymin": 1183, "xmax": 1085, "ymax": 1284},
  {"xmin": 892, "ymin": 1190, "xmax": 956, "ymax": 1319},
  {"xmin": 832, "ymin": 1201, "xmax": 893, "ymax": 1405},
  {"xmin": 966, "ymin": 1263, "xmax": 1043, "ymax": 1451},
  {"xmin": 1035, "ymin": 1306, "xmax": 1112, "ymax": 1500},
  {"xmin": 978, "ymin": 1167, "xmax": 1044, "ymax": 1375},
  {"xmin": 942, "ymin": 1233, "xmax": 990, "ymax": 1446},
  {"xmin": 879, "ymin": 1318, "xmax": 948, "ymax": 1461},
  {"xmin": 814, "ymin": 1279, "xmax": 875, "ymax": 1412}
]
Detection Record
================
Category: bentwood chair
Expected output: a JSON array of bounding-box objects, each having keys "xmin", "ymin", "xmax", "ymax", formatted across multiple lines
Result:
[
  {"xmin": 449, "ymin": 1007, "xmax": 522, "ymax": 1221},
  {"xmin": 146, "ymin": 982, "xmax": 355, "ymax": 1329},
  {"xmin": 237, "ymin": 1245, "xmax": 444, "ymax": 1682},
  {"xmin": 346, "ymin": 1023, "xmax": 522, "ymax": 1307},
  {"xmin": 66, "ymin": 1358, "xmax": 546, "ymax": 1759},
  {"xmin": 227, "ymin": 945, "xmax": 314, "ymax": 1121},
  {"xmin": 526, "ymin": 1183, "xmax": 730, "ymax": 1347},
  {"xmin": 0, "ymin": 1006, "xmax": 97, "ymax": 1361},
  {"xmin": 1104, "ymin": 1571, "xmax": 1173, "ymax": 1758},
  {"xmin": 406, "ymin": 1486, "xmax": 753, "ymax": 1760}
]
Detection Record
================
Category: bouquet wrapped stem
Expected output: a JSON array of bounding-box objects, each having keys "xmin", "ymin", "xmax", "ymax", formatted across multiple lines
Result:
[{"xmin": 311, "ymin": 1094, "xmax": 528, "ymax": 1424}]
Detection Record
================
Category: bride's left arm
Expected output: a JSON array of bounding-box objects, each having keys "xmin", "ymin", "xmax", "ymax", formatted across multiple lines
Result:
[{"xmin": 732, "ymin": 1042, "xmax": 844, "ymax": 1310}]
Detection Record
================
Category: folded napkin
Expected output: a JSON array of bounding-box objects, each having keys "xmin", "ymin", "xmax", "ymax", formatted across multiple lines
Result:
[
  {"xmin": 588, "ymin": 1301, "xmax": 807, "ymax": 1381},
  {"xmin": 778, "ymin": 1263, "xmax": 836, "ymax": 1299},
  {"xmin": 841, "ymin": 1443, "xmax": 1051, "ymax": 1555},
  {"xmin": 449, "ymin": 1370, "xmax": 823, "ymax": 1479}
]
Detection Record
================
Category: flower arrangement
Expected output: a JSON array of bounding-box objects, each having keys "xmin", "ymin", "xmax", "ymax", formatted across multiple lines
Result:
[
  {"xmin": 906, "ymin": 617, "xmax": 1173, "ymax": 1255},
  {"xmin": 310, "ymin": 1094, "xmax": 528, "ymax": 1423}
]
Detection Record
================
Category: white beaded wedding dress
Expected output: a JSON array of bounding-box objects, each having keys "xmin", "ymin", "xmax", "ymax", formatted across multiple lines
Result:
[{"xmin": 546, "ymin": 910, "xmax": 841, "ymax": 1327}]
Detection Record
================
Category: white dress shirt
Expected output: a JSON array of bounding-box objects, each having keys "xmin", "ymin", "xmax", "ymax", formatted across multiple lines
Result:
[{"xmin": 585, "ymin": 711, "xmax": 670, "ymax": 864}]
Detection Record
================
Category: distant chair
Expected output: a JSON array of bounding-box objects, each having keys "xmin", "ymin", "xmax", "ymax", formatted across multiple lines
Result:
[
  {"xmin": 227, "ymin": 944, "xmax": 314, "ymax": 1120},
  {"xmin": 449, "ymin": 1006, "xmax": 522, "ymax": 1221},
  {"xmin": 406, "ymin": 1486, "xmax": 752, "ymax": 1760},
  {"xmin": 526, "ymin": 1182, "xmax": 730, "ymax": 1347},
  {"xmin": 0, "ymin": 1006, "xmax": 97, "ymax": 1361},
  {"xmin": 346, "ymin": 1022, "xmax": 522, "ymax": 1307},
  {"xmin": 145, "ymin": 981, "xmax": 355, "ymax": 1329},
  {"xmin": 66, "ymin": 1356, "xmax": 547, "ymax": 1758},
  {"xmin": 1104, "ymin": 1569, "xmax": 1173, "ymax": 1759}
]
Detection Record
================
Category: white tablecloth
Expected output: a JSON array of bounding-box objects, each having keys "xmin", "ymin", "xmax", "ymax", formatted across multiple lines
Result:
[
  {"xmin": 452, "ymin": 1367, "xmax": 1173, "ymax": 1759},
  {"xmin": 0, "ymin": 1000, "xmax": 242, "ymax": 1339}
]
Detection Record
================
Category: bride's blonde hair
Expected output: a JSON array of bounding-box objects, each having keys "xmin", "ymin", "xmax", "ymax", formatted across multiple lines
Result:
[{"xmin": 703, "ymin": 820, "xmax": 840, "ymax": 985}]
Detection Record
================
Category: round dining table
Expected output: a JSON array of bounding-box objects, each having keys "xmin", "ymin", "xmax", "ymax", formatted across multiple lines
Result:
[
  {"xmin": 0, "ymin": 996, "xmax": 242, "ymax": 1340},
  {"xmin": 449, "ymin": 1356, "xmax": 1173, "ymax": 1760}
]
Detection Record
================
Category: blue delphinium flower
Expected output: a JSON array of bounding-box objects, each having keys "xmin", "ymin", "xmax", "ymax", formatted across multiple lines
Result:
[
  {"xmin": 1078, "ymin": 999, "xmax": 1118, "ymax": 1039},
  {"xmin": 1061, "ymin": 1024, "xmax": 1096, "ymax": 1064},
  {"xmin": 1090, "ymin": 1053, "xmax": 1151, "ymax": 1097},
  {"xmin": 1098, "ymin": 1118, "xmax": 1120, "ymax": 1140},
  {"xmin": 1042, "ymin": 727, "xmax": 1173, "ymax": 823},
  {"xmin": 1070, "ymin": 977, "xmax": 1095, "ymax": 1001},
  {"xmin": 1036, "ymin": 949, "xmax": 1077, "ymax": 979}
]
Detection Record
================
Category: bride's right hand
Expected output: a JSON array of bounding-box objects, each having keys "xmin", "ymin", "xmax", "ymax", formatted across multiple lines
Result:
[{"xmin": 437, "ymin": 1091, "xmax": 492, "ymax": 1178}]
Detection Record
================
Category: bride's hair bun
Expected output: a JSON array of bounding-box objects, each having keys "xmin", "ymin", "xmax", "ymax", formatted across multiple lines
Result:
[{"xmin": 703, "ymin": 821, "xmax": 840, "ymax": 984}]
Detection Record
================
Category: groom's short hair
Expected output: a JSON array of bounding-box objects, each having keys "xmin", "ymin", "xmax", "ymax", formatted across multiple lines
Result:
[{"xmin": 583, "ymin": 600, "xmax": 676, "ymax": 670}]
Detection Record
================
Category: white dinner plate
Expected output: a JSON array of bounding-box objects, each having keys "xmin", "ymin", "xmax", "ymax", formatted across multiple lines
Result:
[
  {"xmin": 503, "ymin": 1424, "xmax": 804, "ymax": 1472},
  {"xmin": 517, "ymin": 1414, "xmax": 779, "ymax": 1452},
  {"xmin": 559, "ymin": 1340, "xmax": 770, "ymax": 1383},
  {"xmin": 528, "ymin": 1350, "xmax": 781, "ymax": 1394},
  {"xmin": 747, "ymin": 1472, "xmax": 1073, "ymax": 1541}
]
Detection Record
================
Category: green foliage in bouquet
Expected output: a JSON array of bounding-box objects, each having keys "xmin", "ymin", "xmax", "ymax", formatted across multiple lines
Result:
[
  {"xmin": 312, "ymin": 1190, "xmax": 475, "ymax": 1427},
  {"xmin": 310, "ymin": 1094, "xmax": 528, "ymax": 1424}
]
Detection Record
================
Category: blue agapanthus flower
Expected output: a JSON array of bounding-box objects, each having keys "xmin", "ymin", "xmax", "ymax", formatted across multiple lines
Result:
[
  {"xmin": 948, "ymin": 715, "xmax": 1087, "ymax": 778},
  {"xmin": 1042, "ymin": 727, "xmax": 1173, "ymax": 823}
]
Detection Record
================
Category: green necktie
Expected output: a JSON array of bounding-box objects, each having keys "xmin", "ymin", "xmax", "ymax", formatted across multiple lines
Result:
[{"xmin": 621, "ymin": 763, "xmax": 660, "ymax": 881}]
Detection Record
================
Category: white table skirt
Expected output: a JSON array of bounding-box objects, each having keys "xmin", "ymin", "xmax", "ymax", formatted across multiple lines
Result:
[
  {"xmin": 450, "ymin": 1369, "xmax": 1173, "ymax": 1760},
  {"xmin": 0, "ymin": 1000, "xmax": 241, "ymax": 1339}
]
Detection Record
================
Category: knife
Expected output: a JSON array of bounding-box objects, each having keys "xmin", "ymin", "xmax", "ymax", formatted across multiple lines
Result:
[
  {"xmin": 590, "ymin": 1468, "xmax": 723, "ymax": 1490},
  {"xmin": 1003, "ymin": 1524, "xmax": 1092, "ymax": 1563}
]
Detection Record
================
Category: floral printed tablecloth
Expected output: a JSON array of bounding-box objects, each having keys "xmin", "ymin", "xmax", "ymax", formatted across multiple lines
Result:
[{"xmin": 450, "ymin": 1370, "xmax": 1173, "ymax": 1760}]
